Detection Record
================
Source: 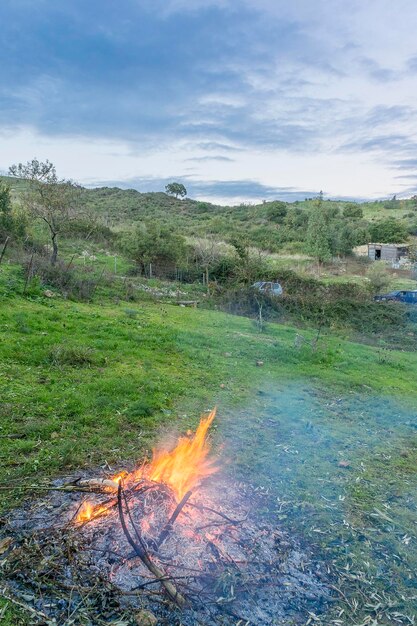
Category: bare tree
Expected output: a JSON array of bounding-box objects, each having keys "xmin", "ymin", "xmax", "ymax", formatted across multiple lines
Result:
[
  {"xmin": 9, "ymin": 158, "xmax": 82, "ymax": 265},
  {"xmin": 192, "ymin": 235, "xmax": 223, "ymax": 293}
]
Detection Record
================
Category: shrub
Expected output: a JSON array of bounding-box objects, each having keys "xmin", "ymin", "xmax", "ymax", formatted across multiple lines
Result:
[
  {"xmin": 370, "ymin": 218, "xmax": 408, "ymax": 243},
  {"xmin": 343, "ymin": 204, "xmax": 363, "ymax": 219},
  {"xmin": 366, "ymin": 263, "xmax": 391, "ymax": 294},
  {"xmin": 267, "ymin": 201, "xmax": 287, "ymax": 223},
  {"xmin": 23, "ymin": 253, "xmax": 102, "ymax": 301}
]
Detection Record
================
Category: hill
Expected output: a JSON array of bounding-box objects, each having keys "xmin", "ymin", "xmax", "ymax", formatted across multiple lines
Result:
[{"xmin": 3, "ymin": 174, "xmax": 416, "ymax": 254}]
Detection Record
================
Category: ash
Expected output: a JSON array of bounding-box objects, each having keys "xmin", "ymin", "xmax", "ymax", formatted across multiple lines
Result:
[{"xmin": 1, "ymin": 475, "xmax": 330, "ymax": 625}]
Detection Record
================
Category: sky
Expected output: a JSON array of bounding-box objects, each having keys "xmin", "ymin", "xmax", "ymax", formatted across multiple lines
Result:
[{"xmin": 1, "ymin": 0, "xmax": 417, "ymax": 204}]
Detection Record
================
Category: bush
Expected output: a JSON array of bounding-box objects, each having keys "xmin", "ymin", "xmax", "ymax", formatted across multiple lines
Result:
[
  {"xmin": 343, "ymin": 204, "xmax": 363, "ymax": 219},
  {"xmin": 366, "ymin": 263, "xmax": 391, "ymax": 294},
  {"xmin": 61, "ymin": 218, "xmax": 115, "ymax": 244},
  {"xmin": 49, "ymin": 344, "xmax": 96, "ymax": 367},
  {"xmin": 267, "ymin": 201, "xmax": 287, "ymax": 223},
  {"xmin": 23, "ymin": 254, "xmax": 103, "ymax": 301},
  {"xmin": 370, "ymin": 218, "xmax": 408, "ymax": 243},
  {"xmin": 216, "ymin": 272, "xmax": 405, "ymax": 334}
]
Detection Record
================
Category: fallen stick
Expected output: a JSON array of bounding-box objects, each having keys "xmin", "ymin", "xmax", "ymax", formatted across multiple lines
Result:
[
  {"xmin": 117, "ymin": 482, "xmax": 185, "ymax": 608},
  {"xmin": 153, "ymin": 490, "xmax": 193, "ymax": 550},
  {"xmin": 70, "ymin": 477, "xmax": 120, "ymax": 491},
  {"xmin": 187, "ymin": 502, "xmax": 247, "ymax": 524}
]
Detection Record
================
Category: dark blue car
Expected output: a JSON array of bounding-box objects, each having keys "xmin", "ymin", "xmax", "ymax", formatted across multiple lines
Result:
[{"xmin": 374, "ymin": 290, "xmax": 417, "ymax": 304}]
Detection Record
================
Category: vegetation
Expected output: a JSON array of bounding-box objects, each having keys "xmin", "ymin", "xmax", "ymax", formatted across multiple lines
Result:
[
  {"xmin": 165, "ymin": 181, "xmax": 187, "ymax": 199},
  {"xmin": 306, "ymin": 194, "xmax": 332, "ymax": 263},
  {"xmin": 122, "ymin": 222, "xmax": 188, "ymax": 275},
  {"xmin": 8, "ymin": 159, "xmax": 82, "ymax": 265}
]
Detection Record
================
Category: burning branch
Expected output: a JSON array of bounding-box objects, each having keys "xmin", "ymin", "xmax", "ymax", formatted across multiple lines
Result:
[
  {"xmin": 153, "ymin": 490, "xmax": 193, "ymax": 550},
  {"xmin": 117, "ymin": 482, "xmax": 186, "ymax": 608}
]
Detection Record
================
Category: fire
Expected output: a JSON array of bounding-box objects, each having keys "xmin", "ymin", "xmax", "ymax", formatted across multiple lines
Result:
[
  {"xmin": 76, "ymin": 500, "xmax": 109, "ymax": 523},
  {"xmin": 135, "ymin": 408, "xmax": 218, "ymax": 501},
  {"xmin": 74, "ymin": 409, "xmax": 218, "ymax": 525}
]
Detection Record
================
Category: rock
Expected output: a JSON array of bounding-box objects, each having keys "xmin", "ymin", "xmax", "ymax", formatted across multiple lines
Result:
[
  {"xmin": 338, "ymin": 460, "xmax": 350, "ymax": 468},
  {"xmin": 220, "ymin": 383, "xmax": 226, "ymax": 389},
  {"xmin": 224, "ymin": 352, "xmax": 232, "ymax": 357},
  {"xmin": 134, "ymin": 609, "xmax": 158, "ymax": 626},
  {"xmin": 43, "ymin": 289, "xmax": 55, "ymax": 298},
  {"xmin": 256, "ymin": 360, "xmax": 264, "ymax": 367}
]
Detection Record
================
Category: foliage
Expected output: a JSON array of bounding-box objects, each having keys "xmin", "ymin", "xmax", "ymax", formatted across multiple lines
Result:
[
  {"xmin": 267, "ymin": 201, "xmax": 287, "ymax": 223},
  {"xmin": 123, "ymin": 222, "xmax": 188, "ymax": 274},
  {"xmin": 165, "ymin": 182, "xmax": 187, "ymax": 199},
  {"xmin": 306, "ymin": 196, "xmax": 332, "ymax": 262},
  {"xmin": 366, "ymin": 263, "xmax": 391, "ymax": 294},
  {"xmin": 0, "ymin": 181, "xmax": 26, "ymax": 241},
  {"xmin": 190, "ymin": 235, "xmax": 225, "ymax": 288},
  {"xmin": 370, "ymin": 218, "xmax": 408, "ymax": 243},
  {"xmin": 342, "ymin": 204, "xmax": 363, "ymax": 218},
  {"xmin": 383, "ymin": 194, "xmax": 401, "ymax": 210},
  {"xmin": 9, "ymin": 159, "xmax": 82, "ymax": 264},
  {"xmin": 61, "ymin": 215, "xmax": 115, "ymax": 244}
]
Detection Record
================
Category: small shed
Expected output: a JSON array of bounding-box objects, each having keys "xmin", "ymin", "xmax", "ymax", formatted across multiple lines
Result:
[{"xmin": 367, "ymin": 243, "xmax": 409, "ymax": 262}]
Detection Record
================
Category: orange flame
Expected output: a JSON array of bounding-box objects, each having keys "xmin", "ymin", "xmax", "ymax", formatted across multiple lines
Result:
[
  {"xmin": 75, "ymin": 409, "xmax": 218, "ymax": 525},
  {"xmin": 76, "ymin": 500, "xmax": 109, "ymax": 523},
  {"xmin": 138, "ymin": 408, "xmax": 218, "ymax": 501}
]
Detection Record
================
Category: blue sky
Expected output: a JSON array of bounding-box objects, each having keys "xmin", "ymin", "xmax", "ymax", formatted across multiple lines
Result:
[{"xmin": 1, "ymin": 0, "xmax": 417, "ymax": 203}]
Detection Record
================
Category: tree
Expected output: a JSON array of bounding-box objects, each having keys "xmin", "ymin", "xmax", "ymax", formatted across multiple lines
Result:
[
  {"xmin": 0, "ymin": 182, "xmax": 14, "ymax": 239},
  {"xmin": 306, "ymin": 196, "xmax": 332, "ymax": 265},
  {"xmin": 165, "ymin": 182, "xmax": 187, "ymax": 199},
  {"xmin": 370, "ymin": 218, "xmax": 408, "ymax": 243},
  {"xmin": 9, "ymin": 159, "xmax": 82, "ymax": 264},
  {"xmin": 192, "ymin": 235, "xmax": 223, "ymax": 292},
  {"xmin": 124, "ymin": 222, "xmax": 187, "ymax": 275},
  {"xmin": 0, "ymin": 181, "xmax": 27, "ymax": 242}
]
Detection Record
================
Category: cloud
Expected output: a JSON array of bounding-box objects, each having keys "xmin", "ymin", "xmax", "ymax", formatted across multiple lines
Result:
[
  {"xmin": 356, "ymin": 56, "xmax": 397, "ymax": 82},
  {"xmin": 184, "ymin": 156, "xmax": 235, "ymax": 162},
  {"xmin": 1, "ymin": 0, "xmax": 417, "ymax": 200}
]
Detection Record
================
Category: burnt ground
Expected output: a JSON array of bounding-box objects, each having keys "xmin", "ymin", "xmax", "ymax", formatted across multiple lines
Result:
[{"xmin": 0, "ymin": 474, "xmax": 330, "ymax": 625}]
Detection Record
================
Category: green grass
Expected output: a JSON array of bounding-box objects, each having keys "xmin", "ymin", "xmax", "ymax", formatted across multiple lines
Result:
[
  {"xmin": 1, "ymin": 264, "xmax": 416, "ymax": 496},
  {"xmin": 1, "ymin": 263, "xmax": 416, "ymax": 624}
]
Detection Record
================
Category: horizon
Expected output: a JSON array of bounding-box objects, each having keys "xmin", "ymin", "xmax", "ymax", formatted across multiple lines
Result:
[{"xmin": 1, "ymin": 1, "xmax": 417, "ymax": 204}]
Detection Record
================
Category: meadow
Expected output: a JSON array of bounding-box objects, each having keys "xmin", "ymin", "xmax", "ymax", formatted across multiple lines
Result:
[{"xmin": 0, "ymin": 261, "xmax": 416, "ymax": 624}]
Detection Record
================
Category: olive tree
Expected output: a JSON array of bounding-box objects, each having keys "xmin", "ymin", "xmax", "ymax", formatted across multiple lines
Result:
[{"xmin": 9, "ymin": 158, "xmax": 82, "ymax": 265}]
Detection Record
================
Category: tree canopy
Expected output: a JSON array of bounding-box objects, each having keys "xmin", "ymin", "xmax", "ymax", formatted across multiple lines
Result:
[
  {"xmin": 306, "ymin": 197, "xmax": 332, "ymax": 263},
  {"xmin": 165, "ymin": 182, "xmax": 187, "ymax": 199},
  {"xmin": 124, "ymin": 222, "xmax": 188, "ymax": 273}
]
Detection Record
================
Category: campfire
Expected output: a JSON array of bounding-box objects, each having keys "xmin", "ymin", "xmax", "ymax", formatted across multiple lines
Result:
[{"xmin": 0, "ymin": 409, "xmax": 329, "ymax": 625}]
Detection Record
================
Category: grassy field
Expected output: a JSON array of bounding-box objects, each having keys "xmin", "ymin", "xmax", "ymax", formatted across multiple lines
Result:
[{"xmin": 0, "ymin": 262, "xmax": 416, "ymax": 624}]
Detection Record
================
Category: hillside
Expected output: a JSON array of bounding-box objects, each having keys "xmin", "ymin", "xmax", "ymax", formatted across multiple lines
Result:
[{"xmin": 3, "ymin": 174, "xmax": 416, "ymax": 255}]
